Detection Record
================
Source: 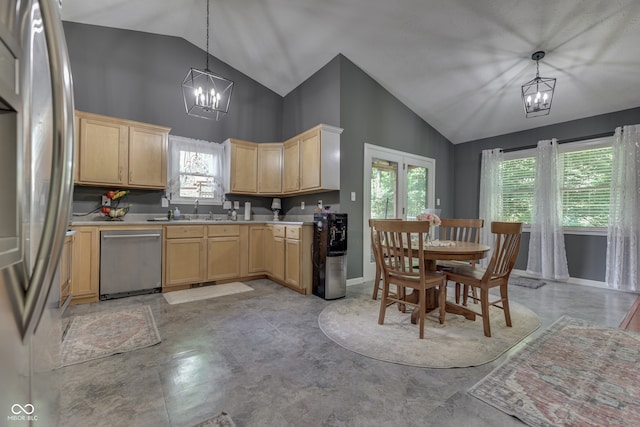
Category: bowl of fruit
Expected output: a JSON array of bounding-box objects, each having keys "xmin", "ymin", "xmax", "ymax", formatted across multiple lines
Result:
[{"xmin": 101, "ymin": 190, "xmax": 130, "ymax": 220}]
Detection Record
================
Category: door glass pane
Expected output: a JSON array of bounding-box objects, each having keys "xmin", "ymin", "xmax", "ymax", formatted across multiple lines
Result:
[
  {"xmin": 406, "ymin": 165, "xmax": 428, "ymax": 220},
  {"xmin": 370, "ymin": 158, "xmax": 398, "ymax": 219}
]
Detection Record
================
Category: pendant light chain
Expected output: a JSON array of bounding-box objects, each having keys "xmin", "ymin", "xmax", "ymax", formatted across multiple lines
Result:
[{"xmin": 205, "ymin": 0, "xmax": 210, "ymax": 71}]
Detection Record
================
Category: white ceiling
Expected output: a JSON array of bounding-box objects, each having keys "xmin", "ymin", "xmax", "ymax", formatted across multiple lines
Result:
[{"xmin": 61, "ymin": 0, "xmax": 640, "ymax": 144}]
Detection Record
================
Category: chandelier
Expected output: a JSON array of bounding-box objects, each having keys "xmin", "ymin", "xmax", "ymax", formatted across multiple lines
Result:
[
  {"xmin": 521, "ymin": 51, "xmax": 556, "ymax": 118},
  {"xmin": 182, "ymin": 0, "xmax": 234, "ymax": 120}
]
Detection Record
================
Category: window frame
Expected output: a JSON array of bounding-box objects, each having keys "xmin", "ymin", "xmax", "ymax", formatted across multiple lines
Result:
[
  {"xmin": 167, "ymin": 135, "xmax": 226, "ymax": 206},
  {"xmin": 502, "ymin": 136, "xmax": 613, "ymax": 236}
]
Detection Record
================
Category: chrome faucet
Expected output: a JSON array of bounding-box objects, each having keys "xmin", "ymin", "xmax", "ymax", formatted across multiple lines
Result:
[{"xmin": 194, "ymin": 199, "xmax": 199, "ymax": 215}]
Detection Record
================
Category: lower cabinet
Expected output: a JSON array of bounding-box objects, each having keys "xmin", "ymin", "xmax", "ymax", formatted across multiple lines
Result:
[
  {"xmin": 248, "ymin": 225, "xmax": 267, "ymax": 274},
  {"xmin": 206, "ymin": 225, "xmax": 241, "ymax": 281},
  {"xmin": 267, "ymin": 224, "xmax": 312, "ymax": 294},
  {"xmin": 71, "ymin": 226, "xmax": 100, "ymax": 304},
  {"xmin": 59, "ymin": 232, "xmax": 74, "ymax": 307},
  {"xmin": 157, "ymin": 222, "xmax": 312, "ymax": 295},
  {"xmin": 164, "ymin": 225, "xmax": 206, "ymax": 290}
]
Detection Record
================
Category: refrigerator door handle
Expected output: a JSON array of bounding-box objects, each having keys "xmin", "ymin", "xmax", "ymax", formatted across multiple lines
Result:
[{"xmin": 26, "ymin": 0, "xmax": 75, "ymax": 335}]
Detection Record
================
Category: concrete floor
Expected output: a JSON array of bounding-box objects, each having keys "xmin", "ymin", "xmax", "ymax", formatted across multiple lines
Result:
[{"xmin": 60, "ymin": 279, "xmax": 636, "ymax": 427}]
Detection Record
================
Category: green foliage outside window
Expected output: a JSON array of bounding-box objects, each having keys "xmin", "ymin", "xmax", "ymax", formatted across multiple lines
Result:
[{"xmin": 502, "ymin": 145, "xmax": 613, "ymax": 227}]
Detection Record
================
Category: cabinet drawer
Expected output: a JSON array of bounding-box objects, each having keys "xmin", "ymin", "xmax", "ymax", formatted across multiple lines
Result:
[
  {"xmin": 165, "ymin": 225, "xmax": 205, "ymax": 239},
  {"xmin": 285, "ymin": 226, "xmax": 300, "ymax": 240},
  {"xmin": 272, "ymin": 224, "xmax": 286, "ymax": 238},
  {"xmin": 207, "ymin": 225, "xmax": 240, "ymax": 237}
]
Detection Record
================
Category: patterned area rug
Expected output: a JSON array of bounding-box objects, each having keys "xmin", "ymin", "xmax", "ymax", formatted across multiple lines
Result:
[
  {"xmin": 61, "ymin": 305, "xmax": 161, "ymax": 367},
  {"xmin": 469, "ymin": 316, "xmax": 640, "ymax": 426},
  {"xmin": 509, "ymin": 276, "xmax": 546, "ymax": 288},
  {"xmin": 192, "ymin": 411, "xmax": 235, "ymax": 427},
  {"xmin": 318, "ymin": 294, "xmax": 540, "ymax": 368}
]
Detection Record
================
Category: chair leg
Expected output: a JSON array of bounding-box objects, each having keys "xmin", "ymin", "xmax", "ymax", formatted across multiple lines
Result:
[
  {"xmin": 378, "ymin": 277, "xmax": 390, "ymax": 325},
  {"xmin": 372, "ymin": 264, "xmax": 381, "ymax": 300},
  {"xmin": 462, "ymin": 285, "xmax": 469, "ymax": 306},
  {"xmin": 455, "ymin": 282, "xmax": 461, "ymax": 304},
  {"xmin": 438, "ymin": 280, "xmax": 446, "ymax": 325},
  {"xmin": 419, "ymin": 287, "xmax": 426, "ymax": 339},
  {"xmin": 480, "ymin": 287, "xmax": 491, "ymax": 337},
  {"xmin": 501, "ymin": 283, "xmax": 512, "ymax": 327},
  {"xmin": 471, "ymin": 286, "xmax": 478, "ymax": 304}
]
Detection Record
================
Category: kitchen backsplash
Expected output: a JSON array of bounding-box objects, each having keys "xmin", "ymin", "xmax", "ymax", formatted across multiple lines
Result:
[{"xmin": 72, "ymin": 186, "xmax": 341, "ymax": 220}]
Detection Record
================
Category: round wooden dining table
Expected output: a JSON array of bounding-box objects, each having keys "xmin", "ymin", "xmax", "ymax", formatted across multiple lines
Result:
[{"xmin": 407, "ymin": 240, "xmax": 490, "ymax": 324}]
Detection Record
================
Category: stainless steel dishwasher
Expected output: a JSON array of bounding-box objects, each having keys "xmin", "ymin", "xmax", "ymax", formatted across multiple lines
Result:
[{"xmin": 100, "ymin": 229, "xmax": 163, "ymax": 300}]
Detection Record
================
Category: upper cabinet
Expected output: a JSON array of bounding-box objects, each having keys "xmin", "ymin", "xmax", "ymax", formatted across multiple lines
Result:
[
  {"xmin": 74, "ymin": 111, "xmax": 170, "ymax": 189},
  {"xmin": 257, "ymin": 143, "xmax": 283, "ymax": 194},
  {"xmin": 225, "ymin": 124, "xmax": 342, "ymax": 197},
  {"xmin": 283, "ymin": 125, "xmax": 341, "ymax": 194},
  {"xmin": 227, "ymin": 139, "xmax": 258, "ymax": 193}
]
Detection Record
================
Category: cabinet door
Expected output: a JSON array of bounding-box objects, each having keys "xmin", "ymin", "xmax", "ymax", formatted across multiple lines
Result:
[
  {"xmin": 78, "ymin": 115, "xmax": 128, "ymax": 185},
  {"xmin": 282, "ymin": 138, "xmax": 299, "ymax": 193},
  {"xmin": 59, "ymin": 234, "xmax": 73, "ymax": 306},
  {"xmin": 299, "ymin": 129, "xmax": 321, "ymax": 190},
  {"xmin": 71, "ymin": 227, "xmax": 99, "ymax": 303},
  {"xmin": 128, "ymin": 125, "xmax": 167, "ymax": 188},
  {"xmin": 248, "ymin": 226, "xmax": 266, "ymax": 274},
  {"xmin": 207, "ymin": 236, "xmax": 241, "ymax": 281},
  {"xmin": 165, "ymin": 238, "xmax": 206, "ymax": 286},
  {"xmin": 264, "ymin": 226, "xmax": 274, "ymax": 275},
  {"xmin": 285, "ymin": 238, "xmax": 301, "ymax": 288},
  {"xmin": 272, "ymin": 236, "xmax": 285, "ymax": 281},
  {"xmin": 257, "ymin": 143, "xmax": 282, "ymax": 194},
  {"xmin": 230, "ymin": 140, "xmax": 258, "ymax": 193}
]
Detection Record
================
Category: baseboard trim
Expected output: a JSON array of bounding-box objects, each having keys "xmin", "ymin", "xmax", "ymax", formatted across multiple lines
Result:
[
  {"xmin": 347, "ymin": 277, "xmax": 365, "ymax": 286},
  {"xmin": 511, "ymin": 269, "xmax": 608, "ymax": 289}
]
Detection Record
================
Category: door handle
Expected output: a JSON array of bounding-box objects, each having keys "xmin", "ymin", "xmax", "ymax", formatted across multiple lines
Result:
[
  {"xmin": 28, "ymin": 0, "xmax": 76, "ymax": 336},
  {"xmin": 103, "ymin": 234, "xmax": 162, "ymax": 239}
]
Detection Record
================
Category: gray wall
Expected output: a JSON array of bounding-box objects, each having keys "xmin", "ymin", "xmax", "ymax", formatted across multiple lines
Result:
[
  {"xmin": 338, "ymin": 56, "xmax": 455, "ymax": 278},
  {"xmin": 282, "ymin": 55, "xmax": 341, "ymax": 139},
  {"xmin": 64, "ymin": 22, "xmax": 283, "ymax": 216},
  {"xmin": 454, "ymin": 106, "xmax": 640, "ymax": 280}
]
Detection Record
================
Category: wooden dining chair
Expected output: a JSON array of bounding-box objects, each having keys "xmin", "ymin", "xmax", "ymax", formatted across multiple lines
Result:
[
  {"xmin": 444, "ymin": 222, "xmax": 522, "ymax": 337},
  {"xmin": 369, "ymin": 218, "xmax": 403, "ymax": 301},
  {"xmin": 437, "ymin": 218, "xmax": 484, "ymax": 304},
  {"xmin": 373, "ymin": 220, "xmax": 447, "ymax": 339}
]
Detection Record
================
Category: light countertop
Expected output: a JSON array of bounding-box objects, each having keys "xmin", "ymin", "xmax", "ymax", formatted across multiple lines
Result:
[{"xmin": 70, "ymin": 213, "xmax": 313, "ymax": 226}]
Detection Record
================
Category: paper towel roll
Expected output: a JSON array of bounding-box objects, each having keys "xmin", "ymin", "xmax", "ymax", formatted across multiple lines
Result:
[{"xmin": 244, "ymin": 202, "xmax": 251, "ymax": 220}]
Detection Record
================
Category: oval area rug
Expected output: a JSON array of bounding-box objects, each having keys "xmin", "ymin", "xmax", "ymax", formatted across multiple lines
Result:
[{"xmin": 318, "ymin": 295, "xmax": 540, "ymax": 368}]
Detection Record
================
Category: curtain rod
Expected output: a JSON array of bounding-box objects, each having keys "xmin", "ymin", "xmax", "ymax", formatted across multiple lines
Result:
[{"xmin": 501, "ymin": 131, "xmax": 614, "ymax": 153}]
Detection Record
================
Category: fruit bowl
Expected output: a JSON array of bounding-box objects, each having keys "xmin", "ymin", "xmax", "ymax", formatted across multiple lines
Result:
[{"xmin": 103, "ymin": 205, "xmax": 130, "ymax": 220}]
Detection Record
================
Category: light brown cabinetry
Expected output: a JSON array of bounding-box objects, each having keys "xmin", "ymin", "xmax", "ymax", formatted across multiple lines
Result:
[
  {"xmin": 257, "ymin": 143, "xmax": 283, "ymax": 194},
  {"xmin": 282, "ymin": 138, "xmax": 300, "ymax": 193},
  {"xmin": 248, "ymin": 225, "xmax": 267, "ymax": 273},
  {"xmin": 267, "ymin": 224, "xmax": 312, "ymax": 294},
  {"xmin": 70, "ymin": 226, "xmax": 99, "ymax": 304},
  {"xmin": 270, "ymin": 225, "xmax": 286, "ymax": 282},
  {"xmin": 282, "ymin": 124, "xmax": 343, "ymax": 194},
  {"xmin": 227, "ymin": 139, "xmax": 258, "ymax": 193},
  {"xmin": 224, "ymin": 124, "xmax": 342, "ymax": 196},
  {"xmin": 59, "ymin": 232, "xmax": 74, "ymax": 307},
  {"xmin": 74, "ymin": 110, "xmax": 170, "ymax": 189},
  {"xmin": 206, "ymin": 225, "xmax": 241, "ymax": 281},
  {"xmin": 164, "ymin": 225, "xmax": 206, "ymax": 290}
]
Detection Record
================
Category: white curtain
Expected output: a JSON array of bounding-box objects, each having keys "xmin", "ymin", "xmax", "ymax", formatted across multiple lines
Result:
[
  {"xmin": 606, "ymin": 125, "xmax": 640, "ymax": 292},
  {"xmin": 478, "ymin": 148, "xmax": 503, "ymax": 267},
  {"xmin": 526, "ymin": 139, "xmax": 569, "ymax": 280},
  {"xmin": 167, "ymin": 135, "xmax": 226, "ymax": 204}
]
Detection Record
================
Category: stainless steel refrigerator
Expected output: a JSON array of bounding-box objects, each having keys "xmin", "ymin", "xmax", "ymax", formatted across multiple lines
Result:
[{"xmin": 0, "ymin": 0, "xmax": 75, "ymax": 425}]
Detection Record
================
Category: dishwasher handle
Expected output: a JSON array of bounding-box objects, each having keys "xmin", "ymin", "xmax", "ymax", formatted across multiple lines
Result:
[{"xmin": 102, "ymin": 233, "xmax": 162, "ymax": 239}]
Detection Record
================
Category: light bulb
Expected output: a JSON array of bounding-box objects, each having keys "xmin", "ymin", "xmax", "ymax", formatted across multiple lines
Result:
[{"xmin": 526, "ymin": 95, "xmax": 532, "ymax": 107}]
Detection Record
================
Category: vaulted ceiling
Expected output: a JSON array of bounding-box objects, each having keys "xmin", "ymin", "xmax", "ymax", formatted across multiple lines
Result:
[{"xmin": 61, "ymin": 0, "xmax": 640, "ymax": 144}]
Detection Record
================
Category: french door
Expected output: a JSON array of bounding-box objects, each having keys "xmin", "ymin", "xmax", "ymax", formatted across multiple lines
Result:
[{"xmin": 363, "ymin": 144, "xmax": 435, "ymax": 281}]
